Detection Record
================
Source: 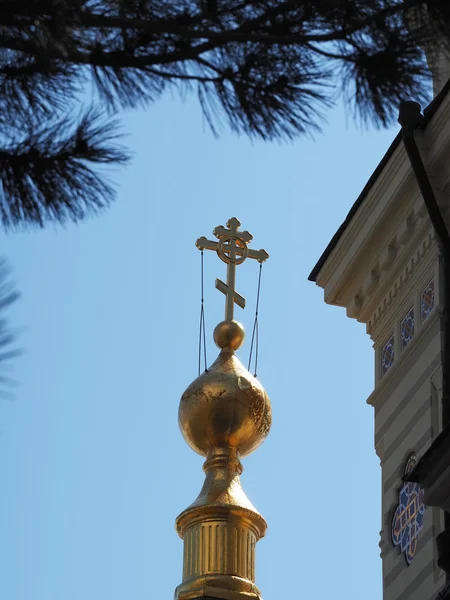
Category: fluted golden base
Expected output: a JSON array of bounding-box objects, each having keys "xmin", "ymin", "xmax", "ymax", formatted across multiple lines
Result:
[{"xmin": 174, "ymin": 449, "xmax": 266, "ymax": 600}]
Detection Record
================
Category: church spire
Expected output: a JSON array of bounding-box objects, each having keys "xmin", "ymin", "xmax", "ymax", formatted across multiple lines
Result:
[{"xmin": 175, "ymin": 218, "xmax": 271, "ymax": 600}]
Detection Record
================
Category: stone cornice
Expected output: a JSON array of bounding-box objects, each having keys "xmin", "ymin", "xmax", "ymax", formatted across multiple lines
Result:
[
  {"xmin": 314, "ymin": 89, "xmax": 450, "ymax": 333},
  {"xmin": 366, "ymin": 228, "xmax": 437, "ymax": 336}
]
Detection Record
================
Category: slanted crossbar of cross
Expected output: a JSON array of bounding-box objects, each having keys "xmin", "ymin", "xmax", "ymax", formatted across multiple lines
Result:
[{"xmin": 196, "ymin": 217, "xmax": 269, "ymax": 322}]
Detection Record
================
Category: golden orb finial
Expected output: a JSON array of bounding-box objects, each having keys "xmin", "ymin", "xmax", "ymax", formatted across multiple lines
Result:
[{"xmin": 213, "ymin": 319, "xmax": 245, "ymax": 350}]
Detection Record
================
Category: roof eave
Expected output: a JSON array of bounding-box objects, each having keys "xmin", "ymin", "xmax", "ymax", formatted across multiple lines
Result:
[{"xmin": 308, "ymin": 77, "xmax": 450, "ymax": 283}]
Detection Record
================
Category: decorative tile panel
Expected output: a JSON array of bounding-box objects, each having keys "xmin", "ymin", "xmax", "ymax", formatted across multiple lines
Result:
[
  {"xmin": 421, "ymin": 279, "xmax": 435, "ymax": 322},
  {"xmin": 401, "ymin": 307, "xmax": 414, "ymax": 350},
  {"xmin": 391, "ymin": 455, "xmax": 426, "ymax": 565},
  {"xmin": 381, "ymin": 335, "xmax": 395, "ymax": 377}
]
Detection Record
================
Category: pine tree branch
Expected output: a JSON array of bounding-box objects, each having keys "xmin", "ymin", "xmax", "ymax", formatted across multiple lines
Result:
[
  {"xmin": 0, "ymin": 0, "xmax": 429, "ymax": 46},
  {"xmin": 0, "ymin": 51, "xmax": 80, "ymax": 120},
  {"xmin": 0, "ymin": 109, "xmax": 130, "ymax": 227},
  {"xmin": 0, "ymin": 258, "xmax": 20, "ymax": 398},
  {"xmin": 0, "ymin": 0, "xmax": 448, "ymax": 227}
]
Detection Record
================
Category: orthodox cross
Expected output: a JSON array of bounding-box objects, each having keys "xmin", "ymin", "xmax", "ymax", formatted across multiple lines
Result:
[{"xmin": 196, "ymin": 217, "xmax": 269, "ymax": 322}]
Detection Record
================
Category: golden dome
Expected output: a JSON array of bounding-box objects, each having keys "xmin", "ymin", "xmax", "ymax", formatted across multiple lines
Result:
[{"xmin": 178, "ymin": 347, "xmax": 272, "ymax": 458}]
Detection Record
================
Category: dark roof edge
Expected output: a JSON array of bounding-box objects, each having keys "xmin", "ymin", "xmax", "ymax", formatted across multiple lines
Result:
[{"xmin": 308, "ymin": 77, "xmax": 450, "ymax": 283}]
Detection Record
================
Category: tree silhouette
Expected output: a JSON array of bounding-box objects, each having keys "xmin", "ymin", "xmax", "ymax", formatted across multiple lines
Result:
[{"xmin": 2, "ymin": 0, "xmax": 450, "ymax": 227}]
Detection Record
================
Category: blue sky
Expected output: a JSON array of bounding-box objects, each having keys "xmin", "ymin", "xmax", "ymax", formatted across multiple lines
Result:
[{"xmin": 0, "ymin": 93, "xmax": 399, "ymax": 599}]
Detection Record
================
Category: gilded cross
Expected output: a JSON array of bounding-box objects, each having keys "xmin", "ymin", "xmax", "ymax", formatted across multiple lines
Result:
[{"xmin": 196, "ymin": 217, "xmax": 269, "ymax": 322}]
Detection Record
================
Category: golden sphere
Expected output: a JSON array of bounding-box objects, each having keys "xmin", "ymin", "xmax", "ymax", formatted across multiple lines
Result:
[
  {"xmin": 213, "ymin": 320, "xmax": 245, "ymax": 350},
  {"xmin": 179, "ymin": 350, "xmax": 272, "ymax": 457}
]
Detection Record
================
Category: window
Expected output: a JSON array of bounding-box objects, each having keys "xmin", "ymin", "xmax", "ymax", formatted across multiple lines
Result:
[
  {"xmin": 421, "ymin": 279, "xmax": 435, "ymax": 322},
  {"xmin": 382, "ymin": 335, "xmax": 395, "ymax": 377},
  {"xmin": 401, "ymin": 307, "xmax": 414, "ymax": 349}
]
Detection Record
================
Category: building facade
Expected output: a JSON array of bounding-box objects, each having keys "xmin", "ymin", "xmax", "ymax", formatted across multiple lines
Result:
[{"xmin": 309, "ymin": 61, "xmax": 450, "ymax": 600}]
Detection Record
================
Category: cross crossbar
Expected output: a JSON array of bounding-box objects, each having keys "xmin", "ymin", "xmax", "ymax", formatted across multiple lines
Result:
[{"xmin": 196, "ymin": 217, "xmax": 269, "ymax": 321}]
